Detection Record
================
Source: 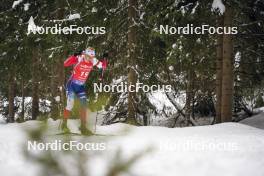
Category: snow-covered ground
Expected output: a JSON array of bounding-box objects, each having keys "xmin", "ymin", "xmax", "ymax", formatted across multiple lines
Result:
[
  {"xmin": 0, "ymin": 112, "xmax": 264, "ymax": 176},
  {"xmin": 240, "ymin": 112, "xmax": 264, "ymax": 130}
]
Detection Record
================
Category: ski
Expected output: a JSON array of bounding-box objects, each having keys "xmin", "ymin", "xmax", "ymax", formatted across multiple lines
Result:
[{"xmin": 54, "ymin": 132, "xmax": 113, "ymax": 136}]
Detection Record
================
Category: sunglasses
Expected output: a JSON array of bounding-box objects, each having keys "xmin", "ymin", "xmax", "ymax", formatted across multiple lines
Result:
[{"xmin": 84, "ymin": 49, "xmax": 95, "ymax": 56}]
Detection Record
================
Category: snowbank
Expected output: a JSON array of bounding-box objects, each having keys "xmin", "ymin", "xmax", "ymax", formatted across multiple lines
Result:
[
  {"xmin": 240, "ymin": 112, "xmax": 264, "ymax": 129},
  {"xmin": 0, "ymin": 114, "xmax": 5, "ymax": 124},
  {"xmin": 0, "ymin": 119, "xmax": 264, "ymax": 176}
]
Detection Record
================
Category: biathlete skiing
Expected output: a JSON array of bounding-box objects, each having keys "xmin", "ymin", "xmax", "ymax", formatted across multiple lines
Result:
[{"xmin": 61, "ymin": 47, "xmax": 107, "ymax": 135}]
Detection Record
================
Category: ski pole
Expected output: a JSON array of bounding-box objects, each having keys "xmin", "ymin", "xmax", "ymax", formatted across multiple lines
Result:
[{"xmin": 94, "ymin": 110, "xmax": 98, "ymax": 133}]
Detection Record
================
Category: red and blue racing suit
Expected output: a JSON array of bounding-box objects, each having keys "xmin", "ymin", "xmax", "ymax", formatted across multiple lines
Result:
[{"xmin": 64, "ymin": 55, "xmax": 106, "ymax": 110}]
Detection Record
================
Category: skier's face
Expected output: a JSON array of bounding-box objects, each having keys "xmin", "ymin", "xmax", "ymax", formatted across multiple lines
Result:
[{"xmin": 84, "ymin": 54, "xmax": 94, "ymax": 61}]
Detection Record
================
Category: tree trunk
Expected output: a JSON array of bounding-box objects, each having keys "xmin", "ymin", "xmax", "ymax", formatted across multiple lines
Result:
[
  {"xmin": 49, "ymin": 5, "xmax": 66, "ymax": 119},
  {"xmin": 215, "ymin": 15, "xmax": 224, "ymax": 123},
  {"xmin": 221, "ymin": 5, "xmax": 234, "ymax": 122},
  {"xmin": 32, "ymin": 47, "xmax": 39, "ymax": 120},
  {"xmin": 127, "ymin": 0, "xmax": 138, "ymax": 125},
  {"xmin": 21, "ymin": 77, "xmax": 25, "ymax": 121},
  {"xmin": 185, "ymin": 67, "xmax": 194, "ymax": 126},
  {"xmin": 185, "ymin": 64, "xmax": 195, "ymax": 126},
  {"xmin": 143, "ymin": 115, "xmax": 148, "ymax": 126},
  {"xmin": 50, "ymin": 63, "xmax": 58, "ymax": 119},
  {"xmin": 58, "ymin": 52, "xmax": 66, "ymax": 117},
  {"xmin": 8, "ymin": 71, "xmax": 15, "ymax": 123}
]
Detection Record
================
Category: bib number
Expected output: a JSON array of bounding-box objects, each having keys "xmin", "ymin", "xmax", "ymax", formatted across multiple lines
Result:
[{"xmin": 80, "ymin": 71, "xmax": 89, "ymax": 77}]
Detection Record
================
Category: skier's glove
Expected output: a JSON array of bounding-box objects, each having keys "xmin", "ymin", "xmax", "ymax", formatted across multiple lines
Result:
[
  {"xmin": 73, "ymin": 50, "xmax": 83, "ymax": 56},
  {"xmin": 103, "ymin": 52, "xmax": 109, "ymax": 58}
]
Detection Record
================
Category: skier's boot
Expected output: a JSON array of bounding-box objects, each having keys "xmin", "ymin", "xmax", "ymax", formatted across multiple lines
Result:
[
  {"xmin": 79, "ymin": 108, "xmax": 93, "ymax": 136},
  {"xmin": 61, "ymin": 109, "xmax": 71, "ymax": 133},
  {"xmin": 79, "ymin": 123, "xmax": 93, "ymax": 136},
  {"xmin": 61, "ymin": 119, "xmax": 71, "ymax": 133}
]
